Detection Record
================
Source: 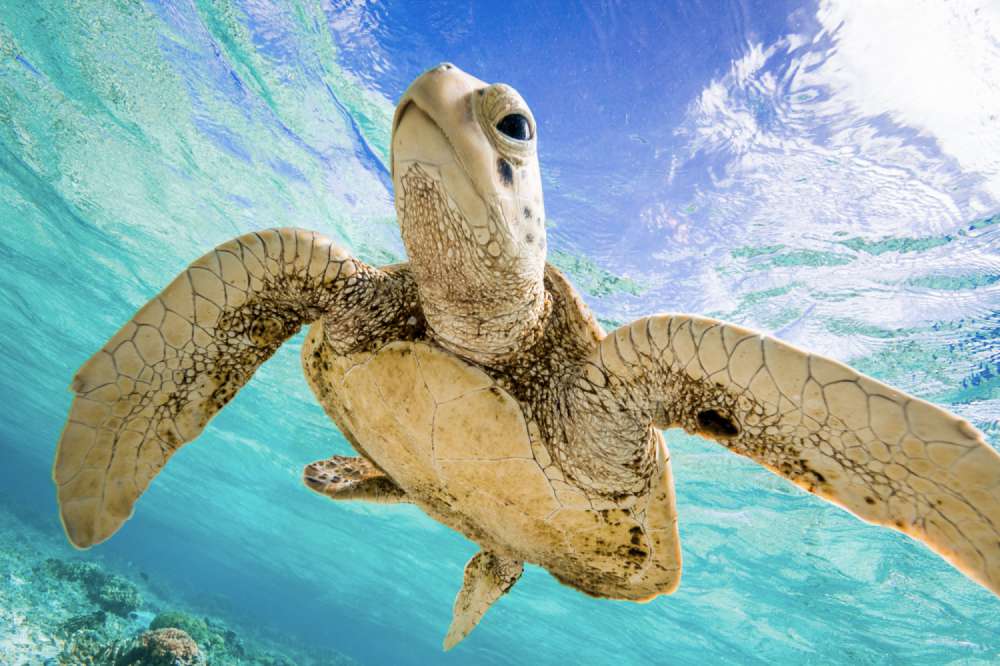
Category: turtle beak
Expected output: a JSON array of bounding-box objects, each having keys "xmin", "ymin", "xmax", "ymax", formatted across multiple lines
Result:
[
  {"xmin": 390, "ymin": 64, "xmax": 488, "ymax": 180},
  {"xmin": 390, "ymin": 64, "xmax": 457, "ymax": 179},
  {"xmin": 390, "ymin": 99, "xmax": 415, "ymax": 180},
  {"xmin": 391, "ymin": 62, "xmax": 456, "ymax": 132},
  {"xmin": 391, "ymin": 97, "xmax": 456, "ymax": 182}
]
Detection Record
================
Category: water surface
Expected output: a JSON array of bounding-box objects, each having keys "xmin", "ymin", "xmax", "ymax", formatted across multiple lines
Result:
[{"xmin": 1, "ymin": 1, "xmax": 999, "ymax": 663}]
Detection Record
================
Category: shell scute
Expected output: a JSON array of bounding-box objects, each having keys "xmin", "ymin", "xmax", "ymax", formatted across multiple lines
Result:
[
  {"xmin": 341, "ymin": 358, "xmax": 429, "ymax": 481},
  {"xmin": 414, "ymin": 343, "xmax": 493, "ymax": 402},
  {"xmin": 434, "ymin": 386, "xmax": 533, "ymax": 460},
  {"xmin": 366, "ymin": 343, "xmax": 436, "ymax": 460}
]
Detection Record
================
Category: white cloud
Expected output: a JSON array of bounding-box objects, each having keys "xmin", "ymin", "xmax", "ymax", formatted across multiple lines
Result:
[
  {"xmin": 814, "ymin": 0, "xmax": 1000, "ymax": 199},
  {"xmin": 643, "ymin": 1, "xmax": 1000, "ymax": 357},
  {"xmin": 665, "ymin": 0, "xmax": 1000, "ymax": 244}
]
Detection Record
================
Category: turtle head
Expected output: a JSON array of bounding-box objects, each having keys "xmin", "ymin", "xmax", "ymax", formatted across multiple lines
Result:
[{"xmin": 391, "ymin": 63, "xmax": 548, "ymax": 364}]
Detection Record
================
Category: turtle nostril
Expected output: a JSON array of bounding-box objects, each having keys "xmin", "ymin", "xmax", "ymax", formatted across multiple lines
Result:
[{"xmin": 438, "ymin": 63, "xmax": 454, "ymax": 71}]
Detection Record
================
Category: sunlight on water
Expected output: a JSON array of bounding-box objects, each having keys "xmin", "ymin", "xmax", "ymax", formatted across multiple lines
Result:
[{"xmin": 1, "ymin": 1, "xmax": 998, "ymax": 664}]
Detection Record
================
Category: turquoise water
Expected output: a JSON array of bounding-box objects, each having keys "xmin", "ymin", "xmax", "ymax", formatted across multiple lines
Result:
[{"xmin": 2, "ymin": 1, "xmax": 999, "ymax": 663}]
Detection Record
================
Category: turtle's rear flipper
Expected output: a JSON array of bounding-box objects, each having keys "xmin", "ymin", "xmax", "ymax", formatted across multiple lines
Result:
[
  {"xmin": 444, "ymin": 550, "xmax": 523, "ymax": 650},
  {"xmin": 303, "ymin": 455, "xmax": 407, "ymax": 504}
]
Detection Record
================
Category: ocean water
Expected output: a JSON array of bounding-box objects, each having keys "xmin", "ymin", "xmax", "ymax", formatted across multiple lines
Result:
[{"xmin": 1, "ymin": 1, "xmax": 999, "ymax": 664}]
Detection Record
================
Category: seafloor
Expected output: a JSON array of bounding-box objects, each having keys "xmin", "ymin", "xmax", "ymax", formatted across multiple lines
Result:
[{"xmin": 0, "ymin": 505, "xmax": 354, "ymax": 665}]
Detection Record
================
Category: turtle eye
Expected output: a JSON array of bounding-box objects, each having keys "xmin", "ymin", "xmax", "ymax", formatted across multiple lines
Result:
[{"xmin": 496, "ymin": 114, "xmax": 532, "ymax": 141}]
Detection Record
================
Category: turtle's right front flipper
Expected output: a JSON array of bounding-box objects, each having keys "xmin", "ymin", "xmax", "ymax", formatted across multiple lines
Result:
[{"xmin": 54, "ymin": 228, "xmax": 417, "ymax": 548}]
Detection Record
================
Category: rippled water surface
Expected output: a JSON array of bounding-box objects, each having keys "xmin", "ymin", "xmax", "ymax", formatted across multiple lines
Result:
[{"xmin": 2, "ymin": 1, "xmax": 999, "ymax": 663}]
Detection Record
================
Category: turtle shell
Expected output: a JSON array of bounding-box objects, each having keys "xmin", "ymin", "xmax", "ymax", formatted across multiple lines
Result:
[{"xmin": 302, "ymin": 323, "xmax": 681, "ymax": 600}]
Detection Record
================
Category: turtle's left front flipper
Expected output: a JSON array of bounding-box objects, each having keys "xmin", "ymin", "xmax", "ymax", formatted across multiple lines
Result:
[
  {"xmin": 571, "ymin": 314, "xmax": 1000, "ymax": 597},
  {"xmin": 444, "ymin": 551, "xmax": 523, "ymax": 650},
  {"xmin": 54, "ymin": 229, "xmax": 417, "ymax": 549}
]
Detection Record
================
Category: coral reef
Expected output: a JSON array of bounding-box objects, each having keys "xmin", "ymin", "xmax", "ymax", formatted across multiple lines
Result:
[
  {"xmin": 57, "ymin": 630, "xmax": 106, "ymax": 665},
  {"xmin": 0, "ymin": 509, "xmax": 356, "ymax": 665},
  {"xmin": 92, "ymin": 576, "xmax": 143, "ymax": 617},
  {"xmin": 106, "ymin": 627, "xmax": 205, "ymax": 666},
  {"xmin": 38, "ymin": 558, "xmax": 142, "ymax": 616},
  {"xmin": 58, "ymin": 610, "xmax": 108, "ymax": 635},
  {"xmin": 148, "ymin": 611, "xmax": 240, "ymax": 662}
]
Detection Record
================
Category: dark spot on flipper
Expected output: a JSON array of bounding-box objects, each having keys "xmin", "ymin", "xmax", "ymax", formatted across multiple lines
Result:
[
  {"xmin": 525, "ymin": 233, "xmax": 535, "ymax": 244},
  {"xmin": 696, "ymin": 409, "xmax": 740, "ymax": 438},
  {"xmin": 497, "ymin": 158, "xmax": 514, "ymax": 186},
  {"xmin": 864, "ymin": 496, "xmax": 876, "ymax": 505},
  {"xmin": 523, "ymin": 206, "xmax": 532, "ymax": 218}
]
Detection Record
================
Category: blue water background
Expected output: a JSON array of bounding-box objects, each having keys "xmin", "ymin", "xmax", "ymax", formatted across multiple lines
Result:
[{"xmin": 1, "ymin": 1, "xmax": 999, "ymax": 663}]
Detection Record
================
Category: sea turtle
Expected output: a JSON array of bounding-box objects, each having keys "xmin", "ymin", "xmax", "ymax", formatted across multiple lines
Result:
[{"xmin": 54, "ymin": 63, "xmax": 1000, "ymax": 649}]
